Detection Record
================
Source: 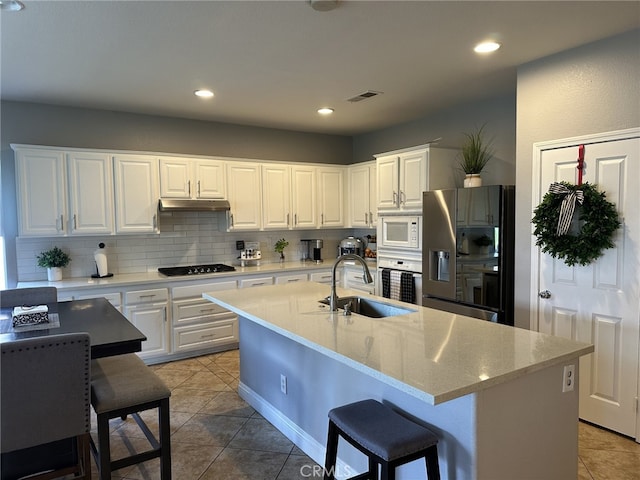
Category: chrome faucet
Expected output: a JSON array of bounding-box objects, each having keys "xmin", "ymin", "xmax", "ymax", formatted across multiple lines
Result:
[{"xmin": 329, "ymin": 254, "xmax": 373, "ymax": 311}]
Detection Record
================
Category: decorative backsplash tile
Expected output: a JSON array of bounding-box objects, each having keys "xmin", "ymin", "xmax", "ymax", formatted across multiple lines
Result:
[{"xmin": 16, "ymin": 211, "xmax": 360, "ymax": 281}]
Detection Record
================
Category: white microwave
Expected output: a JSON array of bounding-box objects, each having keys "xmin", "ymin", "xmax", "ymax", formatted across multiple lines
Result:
[{"xmin": 379, "ymin": 215, "xmax": 421, "ymax": 250}]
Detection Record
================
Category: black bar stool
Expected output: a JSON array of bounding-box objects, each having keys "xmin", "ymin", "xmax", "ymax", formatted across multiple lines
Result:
[{"xmin": 324, "ymin": 399, "xmax": 440, "ymax": 480}]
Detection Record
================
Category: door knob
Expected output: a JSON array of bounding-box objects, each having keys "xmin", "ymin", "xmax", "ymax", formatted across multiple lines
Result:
[{"xmin": 538, "ymin": 290, "xmax": 551, "ymax": 299}]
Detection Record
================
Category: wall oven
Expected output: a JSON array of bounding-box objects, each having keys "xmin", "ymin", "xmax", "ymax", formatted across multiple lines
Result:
[
  {"xmin": 378, "ymin": 215, "xmax": 421, "ymax": 250},
  {"xmin": 377, "ymin": 253, "xmax": 422, "ymax": 306}
]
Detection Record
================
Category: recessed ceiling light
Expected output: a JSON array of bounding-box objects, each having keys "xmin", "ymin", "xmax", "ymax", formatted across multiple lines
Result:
[
  {"xmin": 474, "ymin": 41, "xmax": 501, "ymax": 54},
  {"xmin": 0, "ymin": 0, "xmax": 25, "ymax": 11},
  {"xmin": 318, "ymin": 108, "xmax": 334, "ymax": 115},
  {"xmin": 194, "ymin": 89, "xmax": 214, "ymax": 98}
]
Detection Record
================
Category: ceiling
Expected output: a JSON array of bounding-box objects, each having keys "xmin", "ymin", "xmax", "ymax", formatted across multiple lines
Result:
[{"xmin": 1, "ymin": 1, "xmax": 638, "ymax": 136}]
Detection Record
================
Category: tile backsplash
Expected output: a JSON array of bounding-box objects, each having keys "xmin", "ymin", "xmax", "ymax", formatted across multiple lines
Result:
[{"xmin": 17, "ymin": 211, "xmax": 368, "ymax": 281}]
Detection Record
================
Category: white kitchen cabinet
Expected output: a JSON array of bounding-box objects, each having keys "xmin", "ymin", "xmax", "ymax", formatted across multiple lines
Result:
[
  {"xmin": 14, "ymin": 146, "xmax": 113, "ymax": 236},
  {"xmin": 343, "ymin": 264, "xmax": 376, "ymax": 294},
  {"xmin": 171, "ymin": 281, "xmax": 238, "ymax": 354},
  {"xmin": 66, "ymin": 151, "xmax": 114, "ymax": 235},
  {"xmin": 124, "ymin": 287, "xmax": 170, "ymax": 359},
  {"xmin": 348, "ymin": 161, "xmax": 377, "ymax": 228},
  {"xmin": 376, "ymin": 147, "xmax": 427, "ymax": 212},
  {"xmin": 113, "ymin": 155, "xmax": 159, "ymax": 234},
  {"xmin": 317, "ymin": 166, "xmax": 345, "ymax": 228},
  {"xmin": 456, "ymin": 185, "xmax": 500, "ymax": 226},
  {"xmin": 291, "ymin": 166, "xmax": 317, "ymax": 229},
  {"xmin": 226, "ymin": 162, "xmax": 262, "ymax": 231},
  {"xmin": 159, "ymin": 156, "xmax": 226, "ymax": 199},
  {"xmin": 310, "ymin": 270, "xmax": 339, "ymax": 284},
  {"xmin": 376, "ymin": 145, "xmax": 459, "ymax": 212},
  {"xmin": 275, "ymin": 273, "xmax": 308, "ymax": 284},
  {"xmin": 262, "ymin": 164, "xmax": 291, "ymax": 229},
  {"xmin": 15, "ymin": 148, "xmax": 67, "ymax": 236},
  {"xmin": 238, "ymin": 276, "xmax": 275, "ymax": 288}
]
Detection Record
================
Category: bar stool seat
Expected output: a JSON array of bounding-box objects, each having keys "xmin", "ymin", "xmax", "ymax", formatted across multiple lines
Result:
[
  {"xmin": 90, "ymin": 353, "xmax": 171, "ymax": 480},
  {"xmin": 324, "ymin": 399, "xmax": 440, "ymax": 480}
]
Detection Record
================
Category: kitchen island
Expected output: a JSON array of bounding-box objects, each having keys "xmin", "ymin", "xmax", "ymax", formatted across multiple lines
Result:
[{"xmin": 203, "ymin": 282, "xmax": 593, "ymax": 480}]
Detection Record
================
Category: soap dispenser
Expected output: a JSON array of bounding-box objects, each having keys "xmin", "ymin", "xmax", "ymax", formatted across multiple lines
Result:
[{"xmin": 92, "ymin": 242, "xmax": 113, "ymax": 278}]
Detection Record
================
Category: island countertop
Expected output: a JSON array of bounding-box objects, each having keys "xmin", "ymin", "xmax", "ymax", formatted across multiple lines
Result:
[{"xmin": 203, "ymin": 282, "xmax": 593, "ymax": 405}]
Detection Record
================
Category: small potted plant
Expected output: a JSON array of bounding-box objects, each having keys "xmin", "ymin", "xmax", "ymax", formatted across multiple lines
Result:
[
  {"xmin": 36, "ymin": 246, "xmax": 71, "ymax": 281},
  {"xmin": 274, "ymin": 238, "xmax": 289, "ymax": 262},
  {"xmin": 459, "ymin": 124, "xmax": 494, "ymax": 187}
]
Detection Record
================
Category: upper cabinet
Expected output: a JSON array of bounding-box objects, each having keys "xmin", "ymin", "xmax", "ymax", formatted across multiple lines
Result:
[
  {"xmin": 14, "ymin": 146, "xmax": 113, "ymax": 236},
  {"xmin": 113, "ymin": 155, "xmax": 159, "ymax": 234},
  {"xmin": 376, "ymin": 147, "xmax": 427, "ymax": 212},
  {"xmin": 317, "ymin": 166, "xmax": 345, "ymax": 228},
  {"xmin": 159, "ymin": 157, "xmax": 226, "ymax": 199},
  {"xmin": 376, "ymin": 145, "xmax": 458, "ymax": 212},
  {"xmin": 291, "ymin": 166, "xmax": 317, "ymax": 229},
  {"xmin": 348, "ymin": 161, "xmax": 377, "ymax": 228},
  {"xmin": 226, "ymin": 162, "xmax": 262, "ymax": 231},
  {"xmin": 262, "ymin": 164, "xmax": 291, "ymax": 230}
]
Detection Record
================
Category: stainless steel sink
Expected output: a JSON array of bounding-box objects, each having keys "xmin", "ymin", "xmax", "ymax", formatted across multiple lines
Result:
[{"xmin": 319, "ymin": 296, "xmax": 416, "ymax": 318}]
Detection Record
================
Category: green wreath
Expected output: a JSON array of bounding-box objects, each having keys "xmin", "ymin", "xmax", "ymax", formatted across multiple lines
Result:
[{"xmin": 532, "ymin": 182, "xmax": 621, "ymax": 266}]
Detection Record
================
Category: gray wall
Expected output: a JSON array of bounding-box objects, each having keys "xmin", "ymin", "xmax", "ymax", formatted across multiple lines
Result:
[
  {"xmin": 514, "ymin": 28, "xmax": 640, "ymax": 329},
  {"xmin": 352, "ymin": 93, "xmax": 517, "ymax": 188}
]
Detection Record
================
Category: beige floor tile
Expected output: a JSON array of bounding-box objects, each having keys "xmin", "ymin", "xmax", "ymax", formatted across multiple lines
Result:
[
  {"xmin": 169, "ymin": 386, "xmax": 224, "ymax": 413},
  {"xmin": 199, "ymin": 390, "xmax": 256, "ymax": 417},
  {"xmin": 277, "ymin": 453, "xmax": 322, "ymax": 480},
  {"xmin": 171, "ymin": 412, "xmax": 248, "ymax": 446},
  {"xmin": 228, "ymin": 417, "xmax": 295, "ymax": 453},
  {"xmin": 199, "ymin": 447, "xmax": 288, "ymax": 480}
]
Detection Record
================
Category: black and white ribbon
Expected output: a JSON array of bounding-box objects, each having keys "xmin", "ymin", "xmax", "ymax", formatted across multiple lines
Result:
[{"xmin": 549, "ymin": 182, "xmax": 584, "ymax": 235}]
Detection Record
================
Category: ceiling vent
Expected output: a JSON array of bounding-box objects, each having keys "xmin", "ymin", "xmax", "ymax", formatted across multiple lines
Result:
[{"xmin": 346, "ymin": 90, "xmax": 383, "ymax": 103}]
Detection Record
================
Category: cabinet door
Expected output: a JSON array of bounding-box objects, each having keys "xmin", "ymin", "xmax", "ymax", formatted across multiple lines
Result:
[
  {"xmin": 369, "ymin": 164, "xmax": 378, "ymax": 227},
  {"xmin": 262, "ymin": 164, "xmax": 291, "ymax": 229},
  {"xmin": 195, "ymin": 159, "xmax": 226, "ymax": 199},
  {"xmin": 349, "ymin": 164, "xmax": 371, "ymax": 227},
  {"xmin": 376, "ymin": 155, "xmax": 399, "ymax": 210},
  {"xmin": 113, "ymin": 155, "xmax": 159, "ymax": 233},
  {"xmin": 159, "ymin": 157, "xmax": 191, "ymax": 198},
  {"xmin": 125, "ymin": 302, "xmax": 169, "ymax": 358},
  {"xmin": 317, "ymin": 167, "xmax": 345, "ymax": 227},
  {"xmin": 291, "ymin": 166, "xmax": 316, "ymax": 229},
  {"xmin": 227, "ymin": 162, "xmax": 262, "ymax": 230},
  {"xmin": 467, "ymin": 186, "xmax": 500, "ymax": 226},
  {"xmin": 399, "ymin": 149, "xmax": 427, "ymax": 210},
  {"xmin": 67, "ymin": 152, "xmax": 114, "ymax": 235},
  {"xmin": 15, "ymin": 149, "xmax": 66, "ymax": 236},
  {"xmin": 275, "ymin": 273, "xmax": 308, "ymax": 285}
]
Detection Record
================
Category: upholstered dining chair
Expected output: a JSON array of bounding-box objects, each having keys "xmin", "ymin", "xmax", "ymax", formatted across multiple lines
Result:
[
  {"xmin": 0, "ymin": 286, "xmax": 58, "ymax": 308},
  {"xmin": 0, "ymin": 333, "xmax": 92, "ymax": 480}
]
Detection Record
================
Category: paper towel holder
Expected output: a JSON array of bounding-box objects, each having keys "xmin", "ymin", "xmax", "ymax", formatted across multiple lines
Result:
[{"xmin": 91, "ymin": 242, "xmax": 113, "ymax": 279}]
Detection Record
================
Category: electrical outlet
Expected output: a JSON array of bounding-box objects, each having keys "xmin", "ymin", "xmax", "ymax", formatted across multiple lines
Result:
[
  {"xmin": 280, "ymin": 374, "xmax": 287, "ymax": 395},
  {"xmin": 562, "ymin": 365, "xmax": 575, "ymax": 392}
]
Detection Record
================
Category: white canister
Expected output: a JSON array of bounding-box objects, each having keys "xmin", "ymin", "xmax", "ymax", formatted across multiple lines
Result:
[{"xmin": 94, "ymin": 243, "xmax": 109, "ymax": 277}]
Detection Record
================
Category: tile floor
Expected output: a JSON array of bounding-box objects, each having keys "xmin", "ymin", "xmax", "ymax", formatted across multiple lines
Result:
[{"xmin": 84, "ymin": 349, "xmax": 639, "ymax": 480}]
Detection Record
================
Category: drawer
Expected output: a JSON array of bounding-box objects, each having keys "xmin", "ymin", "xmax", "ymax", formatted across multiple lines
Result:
[
  {"xmin": 172, "ymin": 298, "xmax": 234, "ymax": 325},
  {"xmin": 345, "ymin": 269, "xmax": 375, "ymax": 287},
  {"xmin": 173, "ymin": 319, "xmax": 238, "ymax": 352},
  {"xmin": 172, "ymin": 281, "xmax": 237, "ymax": 300},
  {"xmin": 238, "ymin": 276, "xmax": 274, "ymax": 288},
  {"xmin": 125, "ymin": 288, "xmax": 168, "ymax": 304},
  {"xmin": 275, "ymin": 273, "xmax": 308, "ymax": 285},
  {"xmin": 310, "ymin": 271, "xmax": 339, "ymax": 284},
  {"xmin": 75, "ymin": 292, "xmax": 122, "ymax": 307}
]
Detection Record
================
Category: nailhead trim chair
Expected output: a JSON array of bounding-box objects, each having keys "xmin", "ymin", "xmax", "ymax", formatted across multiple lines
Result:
[
  {"xmin": 324, "ymin": 399, "xmax": 440, "ymax": 480},
  {"xmin": 90, "ymin": 353, "xmax": 171, "ymax": 480},
  {"xmin": 1, "ymin": 333, "xmax": 91, "ymax": 480}
]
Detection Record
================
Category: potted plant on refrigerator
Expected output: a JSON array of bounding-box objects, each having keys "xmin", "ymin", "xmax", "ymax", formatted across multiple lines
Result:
[
  {"xmin": 459, "ymin": 124, "xmax": 493, "ymax": 187},
  {"xmin": 36, "ymin": 246, "xmax": 71, "ymax": 281}
]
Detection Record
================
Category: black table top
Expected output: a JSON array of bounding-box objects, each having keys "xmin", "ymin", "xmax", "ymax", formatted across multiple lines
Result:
[{"xmin": 0, "ymin": 298, "xmax": 146, "ymax": 358}]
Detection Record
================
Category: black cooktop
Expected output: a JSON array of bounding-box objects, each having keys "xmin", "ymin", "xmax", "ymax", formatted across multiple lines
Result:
[{"xmin": 158, "ymin": 264, "xmax": 236, "ymax": 276}]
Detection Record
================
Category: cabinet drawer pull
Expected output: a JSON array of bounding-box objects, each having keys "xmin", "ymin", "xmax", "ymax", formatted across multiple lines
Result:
[
  {"xmin": 73, "ymin": 214, "xmax": 77, "ymax": 230},
  {"xmin": 287, "ymin": 279, "xmax": 300, "ymax": 283},
  {"xmin": 199, "ymin": 308, "xmax": 216, "ymax": 313},
  {"xmin": 188, "ymin": 180, "xmax": 191, "ymax": 196},
  {"xmin": 198, "ymin": 180, "xmax": 201, "ymax": 197},
  {"xmin": 250, "ymin": 282, "xmax": 265, "ymax": 287},
  {"xmin": 200, "ymin": 334, "xmax": 216, "ymax": 339},
  {"xmin": 139, "ymin": 294, "xmax": 156, "ymax": 299}
]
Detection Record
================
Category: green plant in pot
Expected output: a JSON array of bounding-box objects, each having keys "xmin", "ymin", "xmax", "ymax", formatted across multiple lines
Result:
[
  {"xmin": 473, "ymin": 234, "xmax": 493, "ymax": 254},
  {"xmin": 459, "ymin": 124, "xmax": 494, "ymax": 187},
  {"xmin": 274, "ymin": 238, "xmax": 289, "ymax": 262},
  {"xmin": 36, "ymin": 246, "xmax": 71, "ymax": 281}
]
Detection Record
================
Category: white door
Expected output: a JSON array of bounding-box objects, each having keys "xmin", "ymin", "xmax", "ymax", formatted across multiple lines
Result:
[{"xmin": 533, "ymin": 131, "xmax": 640, "ymax": 440}]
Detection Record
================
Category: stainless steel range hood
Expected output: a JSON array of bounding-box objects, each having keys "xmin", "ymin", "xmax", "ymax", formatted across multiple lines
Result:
[{"xmin": 158, "ymin": 199, "xmax": 230, "ymax": 212}]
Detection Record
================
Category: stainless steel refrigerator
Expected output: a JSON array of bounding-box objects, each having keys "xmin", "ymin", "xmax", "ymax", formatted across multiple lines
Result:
[{"xmin": 422, "ymin": 185, "xmax": 515, "ymax": 325}]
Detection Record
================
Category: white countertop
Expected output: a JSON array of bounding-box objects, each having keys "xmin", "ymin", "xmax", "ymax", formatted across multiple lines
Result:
[
  {"xmin": 203, "ymin": 282, "xmax": 594, "ymax": 405},
  {"xmin": 16, "ymin": 260, "xmax": 337, "ymax": 291}
]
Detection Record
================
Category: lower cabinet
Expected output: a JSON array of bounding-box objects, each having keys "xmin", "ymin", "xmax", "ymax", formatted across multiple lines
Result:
[
  {"xmin": 343, "ymin": 265, "xmax": 376, "ymax": 295},
  {"xmin": 238, "ymin": 276, "xmax": 275, "ymax": 288},
  {"xmin": 275, "ymin": 273, "xmax": 308, "ymax": 284},
  {"xmin": 171, "ymin": 281, "xmax": 238, "ymax": 354},
  {"xmin": 124, "ymin": 287, "xmax": 170, "ymax": 360},
  {"xmin": 310, "ymin": 270, "xmax": 338, "ymax": 284}
]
